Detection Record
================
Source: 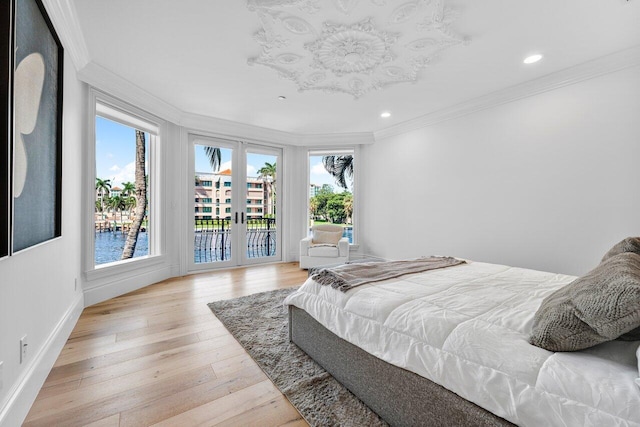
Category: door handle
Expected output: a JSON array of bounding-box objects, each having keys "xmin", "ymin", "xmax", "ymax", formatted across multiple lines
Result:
[
  {"xmin": 235, "ymin": 212, "xmax": 238, "ymax": 224},
  {"xmin": 241, "ymin": 212, "xmax": 245, "ymax": 224}
]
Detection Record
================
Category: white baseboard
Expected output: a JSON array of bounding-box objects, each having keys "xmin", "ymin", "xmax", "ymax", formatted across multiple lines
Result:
[
  {"xmin": 0, "ymin": 294, "xmax": 84, "ymax": 427},
  {"xmin": 83, "ymin": 265, "xmax": 173, "ymax": 307}
]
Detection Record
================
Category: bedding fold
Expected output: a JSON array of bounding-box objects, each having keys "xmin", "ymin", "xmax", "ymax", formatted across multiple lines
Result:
[{"xmin": 311, "ymin": 256, "xmax": 466, "ymax": 292}]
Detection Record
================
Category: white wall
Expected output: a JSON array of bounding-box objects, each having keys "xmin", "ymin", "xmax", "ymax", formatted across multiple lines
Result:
[
  {"xmin": 0, "ymin": 52, "xmax": 85, "ymax": 425},
  {"xmin": 360, "ymin": 66, "xmax": 640, "ymax": 276}
]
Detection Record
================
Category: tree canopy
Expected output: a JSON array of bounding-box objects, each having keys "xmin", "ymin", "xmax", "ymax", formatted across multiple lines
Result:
[{"xmin": 309, "ymin": 185, "xmax": 352, "ymax": 224}]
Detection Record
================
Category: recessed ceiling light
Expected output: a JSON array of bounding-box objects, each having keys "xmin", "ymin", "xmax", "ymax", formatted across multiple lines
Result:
[
  {"xmin": 380, "ymin": 111, "xmax": 391, "ymax": 118},
  {"xmin": 523, "ymin": 54, "xmax": 543, "ymax": 64},
  {"xmin": 278, "ymin": 96, "xmax": 286, "ymax": 100}
]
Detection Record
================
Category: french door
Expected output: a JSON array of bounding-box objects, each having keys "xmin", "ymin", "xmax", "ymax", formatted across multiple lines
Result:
[{"xmin": 188, "ymin": 135, "xmax": 281, "ymax": 271}]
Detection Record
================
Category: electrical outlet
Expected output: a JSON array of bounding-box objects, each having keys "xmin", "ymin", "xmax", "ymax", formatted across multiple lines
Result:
[{"xmin": 20, "ymin": 335, "xmax": 28, "ymax": 364}]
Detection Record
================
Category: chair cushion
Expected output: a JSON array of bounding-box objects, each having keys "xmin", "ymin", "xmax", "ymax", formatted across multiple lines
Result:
[
  {"xmin": 312, "ymin": 228, "xmax": 343, "ymax": 245},
  {"xmin": 308, "ymin": 245, "xmax": 340, "ymax": 257}
]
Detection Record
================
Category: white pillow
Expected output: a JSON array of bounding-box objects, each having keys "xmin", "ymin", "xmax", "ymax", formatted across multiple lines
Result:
[{"xmin": 312, "ymin": 228, "xmax": 343, "ymax": 245}]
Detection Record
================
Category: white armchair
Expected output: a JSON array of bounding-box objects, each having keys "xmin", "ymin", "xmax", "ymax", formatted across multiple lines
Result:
[{"xmin": 300, "ymin": 224, "xmax": 349, "ymax": 269}]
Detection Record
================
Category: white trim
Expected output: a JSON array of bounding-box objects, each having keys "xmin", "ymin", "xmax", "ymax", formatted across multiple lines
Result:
[
  {"xmin": 181, "ymin": 113, "xmax": 374, "ymax": 147},
  {"xmin": 374, "ymin": 45, "xmax": 640, "ymax": 140},
  {"xmin": 78, "ymin": 62, "xmax": 183, "ymax": 124},
  {"xmin": 0, "ymin": 294, "xmax": 83, "ymax": 426},
  {"xmin": 83, "ymin": 265, "xmax": 173, "ymax": 307},
  {"xmin": 306, "ymin": 147, "xmax": 357, "ymax": 244},
  {"xmin": 184, "ymin": 134, "xmax": 284, "ymax": 272},
  {"xmin": 182, "ymin": 113, "xmax": 298, "ymax": 147},
  {"xmin": 40, "ymin": 0, "xmax": 90, "ymax": 70},
  {"xmin": 86, "ymin": 254, "xmax": 167, "ymax": 282},
  {"xmin": 84, "ymin": 89, "xmax": 169, "ymax": 303},
  {"xmin": 76, "ymin": 65, "xmax": 375, "ymax": 148},
  {"xmin": 96, "ymin": 103, "xmax": 160, "ymax": 136}
]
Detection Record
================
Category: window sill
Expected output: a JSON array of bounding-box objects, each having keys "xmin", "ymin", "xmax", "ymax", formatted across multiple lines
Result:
[{"xmin": 86, "ymin": 254, "xmax": 167, "ymax": 282}]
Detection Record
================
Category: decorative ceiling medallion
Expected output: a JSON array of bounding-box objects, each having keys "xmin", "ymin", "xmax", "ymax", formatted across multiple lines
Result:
[
  {"xmin": 247, "ymin": 0, "xmax": 470, "ymax": 98},
  {"xmin": 306, "ymin": 19, "xmax": 397, "ymax": 76}
]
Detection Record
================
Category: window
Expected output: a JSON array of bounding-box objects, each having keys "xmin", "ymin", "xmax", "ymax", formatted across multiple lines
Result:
[
  {"xmin": 202, "ymin": 198, "xmax": 212, "ymax": 203},
  {"xmin": 225, "ymin": 207, "xmax": 231, "ymax": 213},
  {"xmin": 246, "ymin": 208, "xmax": 252, "ymax": 213},
  {"xmin": 91, "ymin": 95, "xmax": 161, "ymax": 270},
  {"xmin": 201, "ymin": 180, "xmax": 212, "ymax": 187},
  {"xmin": 308, "ymin": 150, "xmax": 355, "ymax": 244},
  {"xmin": 246, "ymin": 199, "xmax": 251, "ymax": 204},
  {"xmin": 224, "ymin": 182, "xmax": 231, "ymax": 187},
  {"xmin": 215, "ymin": 182, "xmax": 220, "ymax": 189},
  {"xmin": 257, "ymin": 208, "xmax": 263, "ymax": 213},
  {"xmin": 203, "ymin": 207, "xmax": 212, "ymax": 213},
  {"xmin": 216, "ymin": 208, "xmax": 220, "ymax": 215},
  {"xmin": 225, "ymin": 198, "xmax": 231, "ymax": 203}
]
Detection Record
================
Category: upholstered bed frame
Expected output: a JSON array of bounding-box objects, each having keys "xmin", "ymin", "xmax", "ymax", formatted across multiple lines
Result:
[{"xmin": 288, "ymin": 305, "xmax": 514, "ymax": 427}]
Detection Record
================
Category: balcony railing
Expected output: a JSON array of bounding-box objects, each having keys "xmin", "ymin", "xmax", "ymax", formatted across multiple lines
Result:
[{"xmin": 194, "ymin": 217, "xmax": 276, "ymax": 263}]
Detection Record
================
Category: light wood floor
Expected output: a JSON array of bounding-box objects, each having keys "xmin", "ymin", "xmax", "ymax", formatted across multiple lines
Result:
[{"xmin": 24, "ymin": 262, "xmax": 310, "ymax": 427}]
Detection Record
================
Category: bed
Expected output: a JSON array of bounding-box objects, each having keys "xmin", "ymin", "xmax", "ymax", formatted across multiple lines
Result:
[{"xmin": 284, "ymin": 258, "xmax": 640, "ymax": 427}]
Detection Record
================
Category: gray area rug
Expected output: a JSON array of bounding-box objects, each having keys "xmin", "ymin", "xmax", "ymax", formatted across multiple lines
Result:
[{"xmin": 208, "ymin": 287, "xmax": 388, "ymax": 427}]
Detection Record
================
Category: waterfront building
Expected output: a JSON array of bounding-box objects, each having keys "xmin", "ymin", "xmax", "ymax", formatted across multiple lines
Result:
[{"xmin": 195, "ymin": 169, "xmax": 272, "ymax": 220}]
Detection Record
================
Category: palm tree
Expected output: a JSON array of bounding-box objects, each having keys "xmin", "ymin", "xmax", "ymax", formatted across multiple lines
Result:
[
  {"xmin": 95, "ymin": 177, "xmax": 111, "ymax": 218},
  {"xmin": 121, "ymin": 181, "xmax": 136, "ymax": 219},
  {"xmin": 322, "ymin": 155, "xmax": 353, "ymax": 190},
  {"xmin": 309, "ymin": 197, "xmax": 318, "ymax": 222},
  {"xmin": 121, "ymin": 181, "xmax": 135, "ymax": 197},
  {"xmin": 258, "ymin": 162, "xmax": 276, "ymax": 216},
  {"xmin": 107, "ymin": 194, "xmax": 127, "ymax": 230},
  {"xmin": 204, "ymin": 146, "xmax": 221, "ymax": 172},
  {"xmin": 257, "ymin": 162, "xmax": 276, "ymax": 183},
  {"xmin": 343, "ymin": 193, "xmax": 353, "ymax": 224},
  {"xmin": 122, "ymin": 130, "xmax": 148, "ymax": 259}
]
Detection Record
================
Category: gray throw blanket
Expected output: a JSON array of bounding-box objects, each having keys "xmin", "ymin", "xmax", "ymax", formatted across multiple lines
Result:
[{"xmin": 312, "ymin": 256, "xmax": 466, "ymax": 292}]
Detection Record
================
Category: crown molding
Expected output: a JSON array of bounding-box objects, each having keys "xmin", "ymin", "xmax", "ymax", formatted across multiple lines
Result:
[
  {"xmin": 41, "ymin": 0, "xmax": 91, "ymax": 70},
  {"xmin": 298, "ymin": 132, "xmax": 374, "ymax": 146},
  {"xmin": 180, "ymin": 112, "xmax": 298, "ymax": 146},
  {"xmin": 77, "ymin": 60, "xmax": 373, "ymax": 146},
  {"xmin": 374, "ymin": 44, "xmax": 640, "ymax": 141},
  {"xmin": 78, "ymin": 62, "xmax": 183, "ymax": 124},
  {"xmin": 181, "ymin": 112, "xmax": 374, "ymax": 146}
]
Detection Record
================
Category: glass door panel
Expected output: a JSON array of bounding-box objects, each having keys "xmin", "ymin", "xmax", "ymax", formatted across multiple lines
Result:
[
  {"xmin": 193, "ymin": 142, "xmax": 236, "ymax": 267},
  {"xmin": 242, "ymin": 148, "xmax": 281, "ymax": 264},
  {"xmin": 188, "ymin": 137, "xmax": 281, "ymax": 271}
]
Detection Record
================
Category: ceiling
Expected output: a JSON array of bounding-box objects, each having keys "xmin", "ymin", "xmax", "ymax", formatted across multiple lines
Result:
[{"xmin": 72, "ymin": 0, "xmax": 640, "ymax": 135}]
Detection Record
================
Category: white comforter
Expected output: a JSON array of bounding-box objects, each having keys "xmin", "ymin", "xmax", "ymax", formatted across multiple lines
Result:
[{"xmin": 284, "ymin": 261, "xmax": 640, "ymax": 426}]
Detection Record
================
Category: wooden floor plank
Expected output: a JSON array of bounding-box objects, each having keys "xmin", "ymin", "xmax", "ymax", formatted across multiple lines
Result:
[
  {"xmin": 25, "ymin": 262, "xmax": 310, "ymax": 426},
  {"xmin": 213, "ymin": 395, "xmax": 304, "ymax": 427},
  {"xmin": 151, "ymin": 380, "xmax": 281, "ymax": 427},
  {"xmin": 118, "ymin": 364, "xmax": 268, "ymax": 426}
]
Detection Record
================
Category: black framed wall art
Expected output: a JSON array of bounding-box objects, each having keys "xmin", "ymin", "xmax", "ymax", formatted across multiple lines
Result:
[
  {"xmin": 1, "ymin": 0, "xmax": 11, "ymax": 259},
  {"xmin": 4, "ymin": 0, "xmax": 63, "ymax": 254}
]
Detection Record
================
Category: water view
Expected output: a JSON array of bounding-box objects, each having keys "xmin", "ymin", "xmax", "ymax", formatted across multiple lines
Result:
[{"xmin": 95, "ymin": 232, "xmax": 148, "ymax": 265}]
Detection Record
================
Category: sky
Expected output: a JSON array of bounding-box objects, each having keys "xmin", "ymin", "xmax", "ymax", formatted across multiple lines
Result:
[
  {"xmin": 96, "ymin": 117, "xmax": 352, "ymax": 192},
  {"xmin": 96, "ymin": 116, "xmax": 148, "ymax": 187}
]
